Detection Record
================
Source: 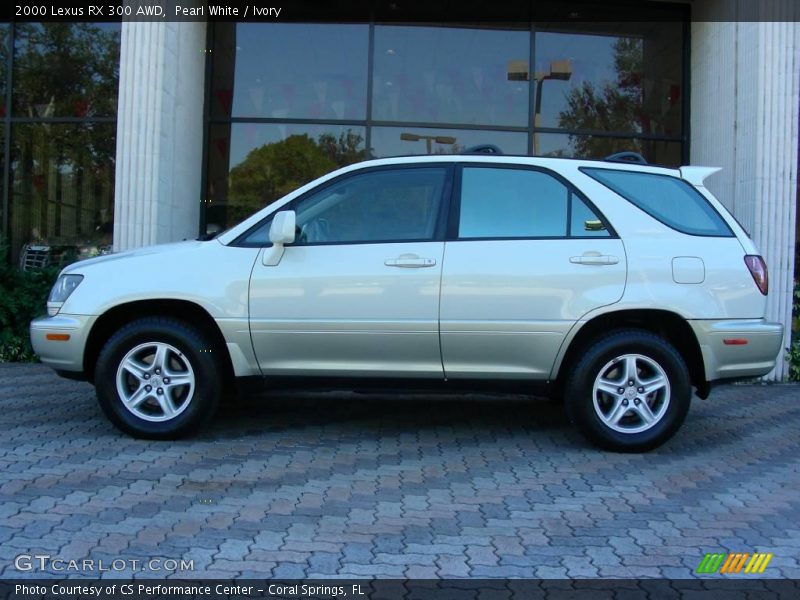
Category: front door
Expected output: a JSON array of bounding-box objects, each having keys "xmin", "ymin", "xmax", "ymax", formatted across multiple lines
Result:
[{"xmin": 248, "ymin": 164, "xmax": 452, "ymax": 378}]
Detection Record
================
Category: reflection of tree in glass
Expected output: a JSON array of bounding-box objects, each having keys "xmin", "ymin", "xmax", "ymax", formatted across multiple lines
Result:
[
  {"xmin": 14, "ymin": 23, "xmax": 119, "ymax": 118},
  {"xmin": 318, "ymin": 130, "xmax": 365, "ymax": 166},
  {"xmin": 14, "ymin": 124, "xmax": 116, "ymax": 247},
  {"xmin": 228, "ymin": 130, "xmax": 365, "ymax": 224},
  {"xmin": 11, "ymin": 24, "xmax": 119, "ymax": 250},
  {"xmin": 13, "ymin": 23, "xmax": 119, "ymax": 181},
  {"xmin": 556, "ymin": 38, "xmax": 645, "ymax": 159}
]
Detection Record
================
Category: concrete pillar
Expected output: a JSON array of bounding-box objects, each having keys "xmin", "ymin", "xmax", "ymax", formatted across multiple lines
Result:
[
  {"xmin": 113, "ymin": 20, "xmax": 206, "ymax": 251},
  {"xmin": 691, "ymin": 0, "xmax": 800, "ymax": 379}
]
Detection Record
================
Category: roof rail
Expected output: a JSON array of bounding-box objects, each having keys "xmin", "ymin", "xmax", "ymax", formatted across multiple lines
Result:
[
  {"xmin": 463, "ymin": 144, "xmax": 503, "ymax": 155},
  {"xmin": 605, "ymin": 151, "xmax": 647, "ymax": 165}
]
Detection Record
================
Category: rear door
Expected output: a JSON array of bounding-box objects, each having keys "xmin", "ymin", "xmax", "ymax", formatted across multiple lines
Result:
[{"xmin": 439, "ymin": 164, "xmax": 626, "ymax": 379}]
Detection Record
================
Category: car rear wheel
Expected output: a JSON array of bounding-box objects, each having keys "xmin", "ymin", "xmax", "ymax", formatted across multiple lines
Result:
[
  {"xmin": 95, "ymin": 317, "xmax": 222, "ymax": 439},
  {"xmin": 564, "ymin": 330, "xmax": 691, "ymax": 452}
]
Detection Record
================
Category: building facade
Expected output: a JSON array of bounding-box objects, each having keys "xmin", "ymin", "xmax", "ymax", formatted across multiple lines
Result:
[{"xmin": 1, "ymin": 1, "xmax": 798, "ymax": 377}]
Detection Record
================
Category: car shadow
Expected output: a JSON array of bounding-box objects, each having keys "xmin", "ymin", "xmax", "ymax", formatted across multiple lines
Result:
[{"xmin": 206, "ymin": 388, "xmax": 573, "ymax": 440}]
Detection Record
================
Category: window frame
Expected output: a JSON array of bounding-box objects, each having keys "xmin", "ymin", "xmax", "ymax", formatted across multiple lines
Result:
[
  {"xmin": 231, "ymin": 162, "xmax": 455, "ymax": 248},
  {"xmin": 579, "ymin": 167, "xmax": 735, "ymax": 238},
  {"xmin": 447, "ymin": 162, "xmax": 618, "ymax": 242}
]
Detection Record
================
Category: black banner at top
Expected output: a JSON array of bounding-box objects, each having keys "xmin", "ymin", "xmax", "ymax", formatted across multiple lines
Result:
[{"xmin": 3, "ymin": 0, "xmax": 800, "ymax": 23}]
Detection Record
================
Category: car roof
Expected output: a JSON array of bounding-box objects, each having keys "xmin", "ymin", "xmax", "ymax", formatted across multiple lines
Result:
[{"xmin": 343, "ymin": 154, "xmax": 682, "ymax": 177}]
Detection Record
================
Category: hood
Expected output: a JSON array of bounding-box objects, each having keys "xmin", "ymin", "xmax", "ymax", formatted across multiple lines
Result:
[{"xmin": 61, "ymin": 240, "xmax": 210, "ymax": 274}]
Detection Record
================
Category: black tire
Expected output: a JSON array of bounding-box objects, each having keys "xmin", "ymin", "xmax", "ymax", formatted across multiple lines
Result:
[
  {"xmin": 564, "ymin": 329, "xmax": 691, "ymax": 452},
  {"xmin": 95, "ymin": 317, "xmax": 223, "ymax": 439}
]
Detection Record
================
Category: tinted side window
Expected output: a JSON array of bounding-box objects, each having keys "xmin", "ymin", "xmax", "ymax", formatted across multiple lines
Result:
[
  {"xmin": 571, "ymin": 195, "xmax": 611, "ymax": 237},
  {"xmin": 458, "ymin": 167, "xmax": 569, "ymax": 238},
  {"xmin": 582, "ymin": 168, "xmax": 733, "ymax": 237},
  {"xmin": 294, "ymin": 167, "xmax": 447, "ymax": 244},
  {"xmin": 238, "ymin": 167, "xmax": 447, "ymax": 246}
]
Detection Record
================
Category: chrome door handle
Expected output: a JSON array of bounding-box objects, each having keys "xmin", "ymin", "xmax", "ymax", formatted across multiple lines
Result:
[
  {"xmin": 384, "ymin": 257, "xmax": 437, "ymax": 268},
  {"xmin": 570, "ymin": 255, "xmax": 620, "ymax": 265}
]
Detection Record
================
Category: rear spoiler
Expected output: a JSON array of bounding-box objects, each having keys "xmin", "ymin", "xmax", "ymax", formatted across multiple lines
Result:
[{"xmin": 679, "ymin": 166, "xmax": 722, "ymax": 186}]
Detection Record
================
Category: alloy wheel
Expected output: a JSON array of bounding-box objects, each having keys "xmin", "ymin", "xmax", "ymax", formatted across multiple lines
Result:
[
  {"xmin": 115, "ymin": 341, "xmax": 195, "ymax": 422},
  {"xmin": 591, "ymin": 353, "xmax": 671, "ymax": 434}
]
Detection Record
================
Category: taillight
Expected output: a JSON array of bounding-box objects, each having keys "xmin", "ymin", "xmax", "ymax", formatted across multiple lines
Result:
[{"xmin": 744, "ymin": 255, "xmax": 768, "ymax": 295}]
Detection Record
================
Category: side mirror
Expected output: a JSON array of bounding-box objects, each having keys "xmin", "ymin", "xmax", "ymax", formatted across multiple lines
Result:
[
  {"xmin": 269, "ymin": 210, "xmax": 296, "ymax": 244},
  {"xmin": 263, "ymin": 210, "xmax": 296, "ymax": 266}
]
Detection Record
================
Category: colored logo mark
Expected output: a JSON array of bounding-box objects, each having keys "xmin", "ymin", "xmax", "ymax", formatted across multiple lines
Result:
[{"xmin": 696, "ymin": 552, "xmax": 773, "ymax": 574}]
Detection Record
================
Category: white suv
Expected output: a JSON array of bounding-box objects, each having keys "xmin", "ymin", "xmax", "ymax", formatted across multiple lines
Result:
[{"xmin": 30, "ymin": 154, "xmax": 783, "ymax": 451}]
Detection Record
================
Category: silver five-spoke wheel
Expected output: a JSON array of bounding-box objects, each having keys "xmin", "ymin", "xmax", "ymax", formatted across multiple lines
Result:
[
  {"xmin": 115, "ymin": 342, "xmax": 195, "ymax": 422},
  {"xmin": 592, "ymin": 353, "xmax": 670, "ymax": 434}
]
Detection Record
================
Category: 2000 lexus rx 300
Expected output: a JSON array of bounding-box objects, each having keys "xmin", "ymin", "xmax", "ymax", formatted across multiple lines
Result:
[{"xmin": 30, "ymin": 154, "xmax": 783, "ymax": 451}]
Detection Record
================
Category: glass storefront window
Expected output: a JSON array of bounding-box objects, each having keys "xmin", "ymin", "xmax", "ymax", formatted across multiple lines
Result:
[
  {"xmin": 205, "ymin": 17, "xmax": 687, "ymax": 230},
  {"xmin": 2, "ymin": 23, "xmax": 120, "ymax": 266},
  {"xmin": 371, "ymin": 126, "xmax": 528, "ymax": 157},
  {"xmin": 372, "ymin": 25, "xmax": 530, "ymax": 127},
  {"xmin": 0, "ymin": 125, "xmax": 4, "ymax": 236},
  {"xmin": 12, "ymin": 23, "xmax": 120, "ymax": 118},
  {"xmin": 536, "ymin": 132, "xmax": 682, "ymax": 166},
  {"xmin": 0, "ymin": 24, "xmax": 9, "ymax": 117},
  {"xmin": 206, "ymin": 123, "xmax": 367, "ymax": 229},
  {"xmin": 212, "ymin": 23, "xmax": 369, "ymax": 120},
  {"xmin": 9, "ymin": 123, "xmax": 116, "ymax": 265},
  {"xmin": 534, "ymin": 22, "xmax": 684, "ymax": 137}
]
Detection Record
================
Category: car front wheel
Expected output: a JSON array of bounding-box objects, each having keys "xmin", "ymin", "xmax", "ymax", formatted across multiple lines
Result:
[
  {"xmin": 95, "ymin": 317, "xmax": 222, "ymax": 439},
  {"xmin": 564, "ymin": 330, "xmax": 691, "ymax": 452}
]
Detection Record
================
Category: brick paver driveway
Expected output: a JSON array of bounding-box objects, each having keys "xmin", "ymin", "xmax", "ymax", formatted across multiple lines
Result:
[{"xmin": 0, "ymin": 363, "xmax": 798, "ymax": 579}]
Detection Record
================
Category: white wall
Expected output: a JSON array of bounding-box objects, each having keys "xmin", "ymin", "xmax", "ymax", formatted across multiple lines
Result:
[
  {"xmin": 692, "ymin": 0, "xmax": 800, "ymax": 379},
  {"xmin": 113, "ymin": 21, "xmax": 207, "ymax": 250}
]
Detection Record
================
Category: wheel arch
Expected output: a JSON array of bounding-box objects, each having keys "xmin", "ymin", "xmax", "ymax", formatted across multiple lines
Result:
[
  {"xmin": 552, "ymin": 309, "xmax": 707, "ymax": 398},
  {"xmin": 83, "ymin": 299, "xmax": 235, "ymax": 386}
]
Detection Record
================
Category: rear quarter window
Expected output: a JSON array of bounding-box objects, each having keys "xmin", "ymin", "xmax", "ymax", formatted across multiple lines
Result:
[{"xmin": 581, "ymin": 168, "xmax": 733, "ymax": 237}]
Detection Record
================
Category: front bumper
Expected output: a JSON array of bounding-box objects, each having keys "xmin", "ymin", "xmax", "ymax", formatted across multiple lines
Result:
[
  {"xmin": 30, "ymin": 314, "xmax": 96, "ymax": 373},
  {"xmin": 689, "ymin": 318, "xmax": 784, "ymax": 381}
]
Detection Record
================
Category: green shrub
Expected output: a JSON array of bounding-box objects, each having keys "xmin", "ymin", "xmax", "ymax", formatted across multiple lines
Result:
[
  {"xmin": 0, "ymin": 240, "xmax": 60, "ymax": 362},
  {"xmin": 788, "ymin": 281, "xmax": 800, "ymax": 382}
]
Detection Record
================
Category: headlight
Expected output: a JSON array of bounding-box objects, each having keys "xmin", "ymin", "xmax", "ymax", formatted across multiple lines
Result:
[{"xmin": 47, "ymin": 275, "xmax": 84, "ymax": 316}]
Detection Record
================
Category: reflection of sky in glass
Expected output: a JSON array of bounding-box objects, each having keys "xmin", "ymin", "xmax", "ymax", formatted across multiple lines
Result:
[
  {"xmin": 536, "ymin": 133, "xmax": 569, "ymax": 157},
  {"xmin": 233, "ymin": 24, "xmax": 369, "ymax": 119},
  {"xmin": 371, "ymin": 127, "xmax": 528, "ymax": 157},
  {"xmin": 373, "ymin": 26, "xmax": 530, "ymax": 127},
  {"xmin": 227, "ymin": 123, "xmax": 366, "ymax": 168},
  {"xmin": 460, "ymin": 168, "xmax": 568, "ymax": 238},
  {"xmin": 535, "ymin": 132, "xmax": 681, "ymax": 166},
  {"xmin": 535, "ymin": 32, "xmax": 622, "ymax": 129}
]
